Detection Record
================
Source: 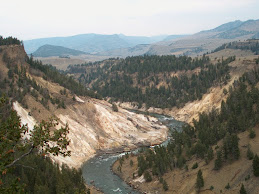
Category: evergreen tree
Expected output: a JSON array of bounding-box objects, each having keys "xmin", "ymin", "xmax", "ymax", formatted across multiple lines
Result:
[
  {"xmin": 144, "ymin": 171, "xmax": 152, "ymax": 182},
  {"xmin": 214, "ymin": 150, "xmax": 222, "ymax": 170},
  {"xmin": 207, "ymin": 147, "xmax": 214, "ymax": 162},
  {"xmin": 253, "ymin": 154, "xmax": 259, "ymax": 177},
  {"xmin": 196, "ymin": 169, "xmax": 204, "ymax": 190},
  {"xmin": 247, "ymin": 145, "xmax": 254, "ymax": 160},
  {"xmin": 240, "ymin": 184, "xmax": 247, "ymax": 194},
  {"xmin": 163, "ymin": 180, "xmax": 169, "ymax": 191}
]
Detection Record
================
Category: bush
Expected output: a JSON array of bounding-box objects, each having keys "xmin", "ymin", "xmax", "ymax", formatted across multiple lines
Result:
[
  {"xmin": 192, "ymin": 162, "xmax": 198, "ymax": 169},
  {"xmin": 130, "ymin": 160, "xmax": 133, "ymax": 166},
  {"xmin": 163, "ymin": 180, "xmax": 169, "ymax": 191},
  {"xmin": 144, "ymin": 171, "xmax": 152, "ymax": 182},
  {"xmin": 253, "ymin": 154, "xmax": 259, "ymax": 177},
  {"xmin": 225, "ymin": 183, "xmax": 230, "ymax": 189},
  {"xmin": 249, "ymin": 129, "xmax": 256, "ymax": 139},
  {"xmin": 112, "ymin": 103, "xmax": 118, "ymax": 112},
  {"xmin": 247, "ymin": 146, "xmax": 254, "ymax": 160}
]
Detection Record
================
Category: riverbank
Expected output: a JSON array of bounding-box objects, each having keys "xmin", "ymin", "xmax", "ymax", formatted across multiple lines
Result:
[
  {"xmin": 112, "ymin": 153, "xmax": 176, "ymax": 193},
  {"xmin": 112, "ymin": 154, "xmax": 149, "ymax": 193}
]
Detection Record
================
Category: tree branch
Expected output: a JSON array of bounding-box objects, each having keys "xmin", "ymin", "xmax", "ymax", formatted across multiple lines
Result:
[{"xmin": 5, "ymin": 145, "xmax": 34, "ymax": 169}]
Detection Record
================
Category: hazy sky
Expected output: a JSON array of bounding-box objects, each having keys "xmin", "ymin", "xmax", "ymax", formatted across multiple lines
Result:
[{"xmin": 1, "ymin": 0, "xmax": 259, "ymax": 40}]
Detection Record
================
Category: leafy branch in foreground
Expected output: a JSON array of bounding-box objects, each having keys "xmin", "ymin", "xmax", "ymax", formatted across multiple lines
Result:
[{"xmin": 0, "ymin": 96, "xmax": 71, "ymax": 192}]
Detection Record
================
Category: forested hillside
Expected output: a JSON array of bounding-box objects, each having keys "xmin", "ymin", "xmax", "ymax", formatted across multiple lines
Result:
[
  {"xmin": 0, "ymin": 37, "xmax": 88, "ymax": 193},
  {"xmin": 67, "ymin": 55, "xmax": 235, "ymax": 108},
  {"xmin": 113, "ymin": 66, "xmax": 259, "ymax": 193},
  {"xmin": 213, "ymin": 39, "xmax": 259, "ymax": 54}
]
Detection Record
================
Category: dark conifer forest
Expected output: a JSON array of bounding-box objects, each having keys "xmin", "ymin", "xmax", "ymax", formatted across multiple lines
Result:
[{"xmin": 67, "ymin": 55, "xmax": 235, "ymax": 108}]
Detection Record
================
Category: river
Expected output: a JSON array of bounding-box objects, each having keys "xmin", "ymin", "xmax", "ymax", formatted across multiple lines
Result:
[{"xmin": 82, "ymin": 112, "xmax": 183, "ymax": 194}]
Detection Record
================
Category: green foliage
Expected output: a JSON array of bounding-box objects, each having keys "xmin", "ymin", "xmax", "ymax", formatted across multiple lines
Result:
[
  {"xmin": 245, "ymin": 174, "xmax": 250, "ymax": 181},
  {"xmin": 191, "ymin": 141, "xmax": 207, "ymax": 159},
  {"xmin": 144, "ymin": 171, "xmax": 152, "ymax": 182},
  {"xmin": 119, "ymin": 157, "xmax": 124, "ymax": 166},
  {"xmin": 213, "ymin": 40, "xmax": 259, "ymax": 55},
  {"xmin": 162, "ymin": 180, "xmax": 168, "ymax": 191},
  {"xmin": 1, "ymin": 155, "xmax": 86, "ymax": 194},
  {"xmin": 223, "ymin": 88, "xmax": 228, "ymax": 95},
  {"xmin": 32, "ymin": 119, "xmax": 70, "ymax": 156},
  {"xmin": 253, "ymin": 154, "xmax": 259, "ymax": 177},
  {"xmin": 0, "ymin": 97, "xmax": 85, "ymax": 193},
  {"xmin": 137, "ymin": 155, "xmax": 147, "ymax": 176},
  {"xmin": 130, "ymin": 160, "xmax": 133, "ymax": 167},
  {"xmin": 214, "ymin": 150, "xmax": 222, "ymax": 170},
  {"xmin": 207, "ymin": 147, "xmax": 214, "ymax": 162},
  {"xmin": 249, "ymin": 129, "xmax": 256, "ymax": 139},
  {"xmin": 222, "ymin": 133, "xmax": 240, "ymax": 160},
  {"xmin": 67, "ymin": 55, "xmax": 234, "ymax": 109},
  {"xmin": 247, "ymin": 145, "xmax": 254, "ymax": 160},
  {"xmin": 225, "ymin": 183, "xmax": 230, "ymax": 189},
  {"xmin": 26, "ymin": 56, "xmax": 102, "ymax": 99},
  {"xmin": 125, "ymin": 62, "xmax": 259, "ymax": 189},
  {"xmin": 0, "ymin": 36, "xmax": 22, "ymax": 46},
  {"xmin": 240, "ymin": 184, "xmax": 247, "ymax": 194},
  {"xmin": 196, "ymin": 169, "xmax": 204, "ymax": 190},
  {"xmin": 192, "ymin": 162, "xmax": 198, "ymax": 169},
  {"xmin": 184, "ymin": 165, "xmax": 188, "ymax": 171}
]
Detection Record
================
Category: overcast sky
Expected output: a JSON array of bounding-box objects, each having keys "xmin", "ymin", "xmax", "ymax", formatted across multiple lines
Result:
[{"xmin": 1, "ymin": 0, "xmax": 259, "ymax": 40}]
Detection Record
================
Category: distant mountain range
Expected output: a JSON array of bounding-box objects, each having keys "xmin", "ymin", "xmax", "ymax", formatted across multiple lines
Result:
[
  {"xmin": 24, "ymin": 34, "xmax": 182, "ymax": 55},
  {"xmin": 32, "ymin": 44, "xmax": 86, "ymax": 57},
  {"xmin": 146, "ymin": 19, "xmax": 259, "ymax": 56},
  {"xmin": 25, "ymin": 19, "xmax": 259, "ymax": 58}
]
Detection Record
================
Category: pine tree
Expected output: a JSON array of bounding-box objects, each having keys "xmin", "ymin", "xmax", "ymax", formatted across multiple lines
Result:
[
  {"xmin": 207, "ymin": 147, "xmax": 214, "ymax": 161},
  {"xmin": 163, "ymin": 180, "xmax": 168, "ymax": 191},
  {"xmin": 196, "ymin": 169, "xmax": 204, "ymax": 190},
  {"xmin": 253, "ymin": 154, "xmax": 259, "ymax": 177},
  {"xmin": 246, "ymin": 145, "xmax": 254, "ymax": 160},
  {"xmin": 240, "ymin": 184, "xmax": 247, "ymax": 194},
  {"xmin": 214, "ymin": 150, "xmax": 222, "ymax": 170}
]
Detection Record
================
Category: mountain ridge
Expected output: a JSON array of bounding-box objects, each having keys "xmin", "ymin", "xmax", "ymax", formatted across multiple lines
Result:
[
  {"xmin": 32, "ymin": 44, "xmax": 87, "ymax": 57},
  {"xmin": 24, "ymin": 33, "xmax": 172, "ymax": 54}
]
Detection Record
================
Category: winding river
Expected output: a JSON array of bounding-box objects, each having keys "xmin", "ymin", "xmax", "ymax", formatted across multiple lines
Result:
[{"xmin": 82, "ymin": 113, "xmax": 183, "ymax": 194}]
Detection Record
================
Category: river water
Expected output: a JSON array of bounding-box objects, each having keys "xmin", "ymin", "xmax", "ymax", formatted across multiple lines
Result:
[{"xmin": 82, "ymin": 112, "xmax": 183, "ymax": 194}]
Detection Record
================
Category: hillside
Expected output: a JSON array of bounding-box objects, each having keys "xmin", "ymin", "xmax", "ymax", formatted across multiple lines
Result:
[
  {"xmin": 84, "ymin": 19, "xmax": 259, "ymax": 57},
  {"xmin": 24, "ymin": 33, "xmax": 169, "ymax": 54},
  {"xmin": 113, "ymin": 127, "xmax": 259, "ymax": 193},
  {"xmin": 23, "ymin": 20, "xmax": 259, "ymax": 60},
  {"xmin": 66, "ymin": 54, "xmax": 234, "ymax": 110},
  {"xmin": 146, "ymin": 19, "xmax": 259, "ymax": 56},
  {"xmin": 110, "ymin": 47, "xmax": 259, "ymax": 194},
  {"xmin": 213, "ymin": 39, "xmax": 259, "ymax": 54},
  {"xmin": 66, "ymin": 41, "xmax": 259, "ymax": 124},
  {"xmin": 0, "ymin": 44, "xmax": 168, "ymax": 170},
  {"xmin": 2, "ymin": 38, "xmax": 259, "ymax": 193},
  {"xmin": 32, "ymin": 44, "xmax": 86, "ymax": 57}
]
